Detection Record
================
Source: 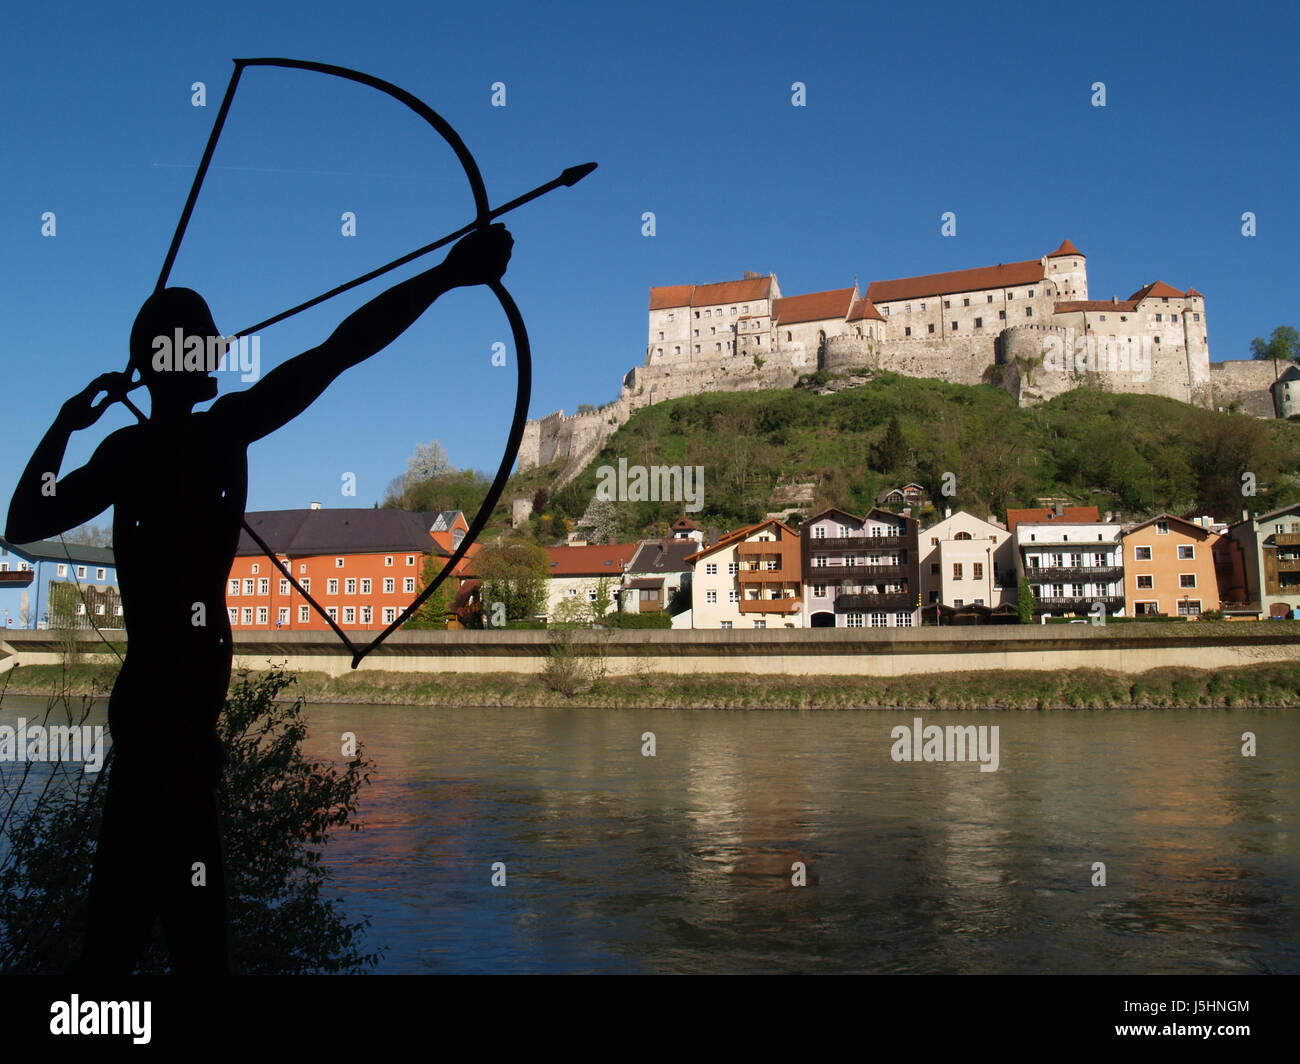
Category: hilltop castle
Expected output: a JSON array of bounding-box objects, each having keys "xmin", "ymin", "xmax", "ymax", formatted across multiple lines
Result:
[{"xmin": 517, "ymin": 241, "xmax": 1285, "ymax": 483}]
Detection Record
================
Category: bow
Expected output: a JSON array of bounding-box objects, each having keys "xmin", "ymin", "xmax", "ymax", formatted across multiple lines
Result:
[{"xmin": 122, "ymin": 57, "xmax": 595, "ymax": 668}]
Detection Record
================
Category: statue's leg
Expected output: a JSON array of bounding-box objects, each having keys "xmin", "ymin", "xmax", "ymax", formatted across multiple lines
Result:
[
  {"xmin": 157, "ymin": 769, "xmax": 230, "ymax": 975},
  {"xmin": 81, "ymin": 754, "xmax": 159, "ymax": 974}
]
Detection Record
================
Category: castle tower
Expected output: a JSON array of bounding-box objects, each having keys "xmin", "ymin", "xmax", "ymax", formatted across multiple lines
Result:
[{"xmin": 1044, "ymin": 239, "xmax": 1087, "ymax": 301}]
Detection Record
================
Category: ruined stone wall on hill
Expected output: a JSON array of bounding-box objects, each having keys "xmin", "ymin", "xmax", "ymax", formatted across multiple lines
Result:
[{"xmin": 1208, "ymin": 359, "xmax": 1280, "ymax": 417}]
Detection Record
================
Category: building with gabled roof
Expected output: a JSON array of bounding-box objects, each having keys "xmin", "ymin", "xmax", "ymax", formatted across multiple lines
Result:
[
  {"xmin": 687, "ymin": 519, "xmax": 802, "ymax": 629},
  {"xmin": 226, "ymin": 507, "xmax": 472, "ymax": 632},
  {"xmin": 0, "ymin": 537, "xmax": 120, "ymax": 630}
]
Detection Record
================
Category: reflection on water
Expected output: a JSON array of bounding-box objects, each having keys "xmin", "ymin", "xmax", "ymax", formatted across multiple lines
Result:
[
  {"xmin": 293, "ymin": 704, "xmax": 1300, "ymax": 974},
  {"xmin": 2, "ymin": 696, "xmax": 1297, "ymax": 973}
]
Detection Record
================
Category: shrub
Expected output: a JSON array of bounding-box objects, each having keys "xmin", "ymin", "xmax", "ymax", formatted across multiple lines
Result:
[{"xmin": 0, "ymin": 667, "xmax": 380, "ymax": 974}]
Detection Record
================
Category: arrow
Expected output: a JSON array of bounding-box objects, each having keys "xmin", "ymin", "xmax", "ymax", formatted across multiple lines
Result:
[{"xmin": 226, "ymin": 161, "xmax": 597, "ymax": 340}]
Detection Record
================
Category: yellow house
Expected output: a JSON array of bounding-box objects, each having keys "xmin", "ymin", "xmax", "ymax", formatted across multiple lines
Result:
[{"xmin": 1121, "ymin": 514, "xmax": 1221, "ymax": 617}]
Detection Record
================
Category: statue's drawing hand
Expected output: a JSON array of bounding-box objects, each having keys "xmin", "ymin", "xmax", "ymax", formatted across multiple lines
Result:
[
  {"xmin": 445, "ymin": 223, "xmax": 513, "ymax": 287},
  {"xmin": 60, "ymin": 372, "xmax": 132, "ymax": 430}
]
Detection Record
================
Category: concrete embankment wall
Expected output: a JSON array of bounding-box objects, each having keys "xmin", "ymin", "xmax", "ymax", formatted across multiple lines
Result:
[{"xmin": 5, "ymin": 626, "xmax": 1300, "ymax": 679}]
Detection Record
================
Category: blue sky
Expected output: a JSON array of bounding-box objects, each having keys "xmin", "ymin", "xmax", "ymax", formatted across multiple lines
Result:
[{"xmin": 2, "ymin": 0, "xmax": 1297, "ymax": 515}]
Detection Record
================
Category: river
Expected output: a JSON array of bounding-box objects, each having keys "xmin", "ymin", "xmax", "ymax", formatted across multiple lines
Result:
[{"xmin": 3, "ymin": 696, "xmax": 1298, "ymax": 973}]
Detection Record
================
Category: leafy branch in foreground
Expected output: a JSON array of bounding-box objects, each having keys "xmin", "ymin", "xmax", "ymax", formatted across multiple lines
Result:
[{"xmin": 0, "ymin": 666, "xmax": 381, "ymax": 974}]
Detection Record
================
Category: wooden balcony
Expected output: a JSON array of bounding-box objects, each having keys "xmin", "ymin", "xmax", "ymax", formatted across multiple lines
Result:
[
  {"xmin": 1035, "ymin": 596, "xmax": 1124, "ymax": 610},
  {"xmin": 810, "ymin": 535, "xmax": 906, "ymax": 551},
  {"xmin": 738, "ymin": 567, "xmax": 796, "ymax": 583},
  {"xmin": 1026, "ymin": 565, "xmax": 1123, "ymax": 581},
  {"xmin": 736, "ymin": 541, "xmax": 789, "ymax": 557},
  {"xmin": 808, "ymin": 563, "xmax": 908, "ymax": 580},
  {"xmin": 835, "ymin": 592, "xmax": 915, "ymax": 612},
  {"xmin": 739, "ymin": 598, "xmax": 801, "ymax": 614}
]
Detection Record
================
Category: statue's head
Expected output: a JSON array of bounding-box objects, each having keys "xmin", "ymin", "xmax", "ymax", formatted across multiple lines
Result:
[{"xmin": 129, "ymin": 287, "xmax": 223, "ymax": 404}]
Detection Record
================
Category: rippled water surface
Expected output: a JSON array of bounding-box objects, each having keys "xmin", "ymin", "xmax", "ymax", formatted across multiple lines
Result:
[
  {"xmin": 294, "ymin": 703, "xmax": 1300, "ymax": 974},
  {"xmin": 4, "ymin": 697, "xmax": 1297, "ymax": 973}
]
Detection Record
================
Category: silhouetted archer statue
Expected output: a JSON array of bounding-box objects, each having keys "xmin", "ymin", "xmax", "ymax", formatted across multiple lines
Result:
[{"xmin": 6, "ymin": 57, "xmax": 595, "ymax": 974}]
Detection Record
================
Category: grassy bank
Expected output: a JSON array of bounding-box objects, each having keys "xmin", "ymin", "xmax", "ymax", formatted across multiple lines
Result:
[{"xmin": 5, "ymin": 660, "xmax": 1300, "ymax": 710}]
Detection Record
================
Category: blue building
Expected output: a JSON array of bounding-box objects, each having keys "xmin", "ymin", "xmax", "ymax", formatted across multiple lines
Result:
[{"xmin": 0, "ymin": 538, "xmax": 120, "ymax": 631}]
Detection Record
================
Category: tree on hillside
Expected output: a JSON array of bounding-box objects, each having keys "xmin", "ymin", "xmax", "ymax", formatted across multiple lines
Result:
[
  {"xmin": 475, "ymin": 540, "xmax": 550, "ymax": 622},
  {"xmin": 578, "ymin": 496, "xmax": 621, "ymax": 543},
  {"xmin": 407, "ymin": 440, "xmax": 453, "ymax": 481},
  {"xmin": 1250, "ymin": 326, "xmax": 1300, "ymax": 362},
  {"xmin": 871, "ymin": 415, "xmax": 908, "ymax": 474}
]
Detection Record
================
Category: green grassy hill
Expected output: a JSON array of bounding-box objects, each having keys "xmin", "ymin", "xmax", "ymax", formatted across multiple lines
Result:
[{"xmin": 502, "ymin": 373, "xmax": 1300, "ymax": 537}]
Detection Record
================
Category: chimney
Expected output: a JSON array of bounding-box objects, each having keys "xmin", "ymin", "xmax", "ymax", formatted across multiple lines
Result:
[
  {"xmin": 1053, "ymin": 502, "xmax": 1064, "ymax": 517},
  {"xmin": 944, "ymin": 507, "xmax": 952, "ymax": 519},
  {"xmin": 1104, "ymin": 511, "xmax": 1114, "ymax": 523},
  {"xmin": 309, "ymin": 501, "xmax": 322, "ymax": 510}
]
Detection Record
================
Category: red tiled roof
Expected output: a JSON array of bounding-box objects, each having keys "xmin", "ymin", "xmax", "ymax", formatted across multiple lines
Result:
[
  {"xmin": 649, "ymin": 284, "xmax": 694, "ymax": 310},
  {"xmin": 847, "ymin": 296, "xmax": 886, "ymax": 322},
  {"xmin": 692, "ymin": 277, "xmax": 772, "ymax": 307},
  {"xmin": 544, "ymin": 543, "xmax": 638, "ymax": 576},
  {"xmin": 771, "ymin": 287, "xmax": 856, "ymax": 325},
  {"xmin": 1047, "ymin": 238, "xmax": 1083, "ymax": 258},
  {"xmin": 650, "ymin": 278, "xmax": 774, "ymax": 310},
  {"xmin": 1128, "ymin": 281, "xmax": 1185, "ymax": 301},
  {"xmin": 685, "ymin": 518, "xmax": 795, "ymax": 562},
  {"xmin": 1185, "ymin": 288, "xmax": 1203, "ymax": 298},
  {"xmin": 1054, "ymin": 300, "xmax": 1138, "ymax": 314},
  {"xmin": 867, "ymin": 258, "xmax": 1044, "ymax": 303},
  {"xmin": 1006, "ymin": 506, "xmax": 1101, "ymax": 531}
]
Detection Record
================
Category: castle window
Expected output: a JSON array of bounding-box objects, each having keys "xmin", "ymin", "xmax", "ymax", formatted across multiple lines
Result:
[
  {"xmin": 963, "ymin": 298, "xmax": 970, "ymax": 307},
  {"xmin": 731, "ymin": 307, "xmax": 737, "ymax": 314},
  {"xmin": 1099, "ymin": 314, "xmax": 1106, "ymax": 321},
  {"xmin": 657, "ymin": 331, "xmax": 664, "ymax": 340},
  {"xmin": 1025, "ymin": 307, "xmax": 1033, "ymax": 317},
  {"xmin": 1028, "ymin": 290, "xmax": 1034, "ymax": 298},
  {"xmin": 694, "ymin": 311, "xmax": 699, "ymax": 318},
  {"xmin": 1153, "ymin": 336, "xmax": 1160, "ymax": 343},
  {"xmin": 988, "ymin": 294, "xmax": 994, "ymax": 303},
  {"xmin": 742, "ymin": 306, "xmax": 749, "ymax": 313},
  {"xmin": 883, "ymin": 306, "xmax": 890, "ymax": 315},
  {"xmin": 1007, "ymin": 291, "xmax": 1014, "ymax": 299},
  {"xmin": 998, "ymin": 310, "xmax": 1006, "ymax": 320},
  {"xmin": 1120, "ymin": 316, "xmax": 1128, "ymax": 322},
  {"xmin": 786, "ymin": 331, "xmax": 792, "ymax": 341},
  {"xmin": 694, "ymin": 344, "xmax": 700, "ymax": 353},
  {"xmin": 905, "ymin": 304, "xmax": 911, "ymax": 312},
  {"xmin": 943, "ymin": 300, "xmax": 951, "ymax": 309},
  {"xmin": 919, "ymin": 302, "xmax": 926, "ymax": 311},
  {"xmin": 693, "ymin": 329, "xmax": 698, "ymax": 337},
  {"xmin": 974, "ymin": 318, "xmax": 983, "ymax": 329},
  {"xmin": 1162, "ymin": 297, "xmax": 1169, "ymax": 303},
  {"xmin": 1155, "ymin": 313, "xmax": 1162, "ymax": 322},
  {"xmin": 667, "ymin": 312, "xmax": 674, "ymax": 321},
  {"xmin": 951, "ymin": 321, "xmax": 959, "ymax": 331},
  {"xmin": 710, "ymin": 326, "xmax": 716, "ymax": 335},
  {"xmin": 704, "ymin": 309, "xmax": 711, "ymax": 317},
  {"xmin": 1194, "ymin": 313, "xmax": 1201, "ymax": 321},
  {"xmin": 715, "ymin": 343, "xmax": 721, "ymax": 351},
  {"xmin": 674, "ymin": 346, "xmax": 680, "ymax": 355},
  {"xmin": 928, "ymin": 324, "xmax": 936, "ymax": 334},
  {"xmin": 905, "ymin": 327, "xmax": 912, "ymax": 337},
  {"xmin": 656, "ymin": 347, "xmax": 662, "ymax": 356}
]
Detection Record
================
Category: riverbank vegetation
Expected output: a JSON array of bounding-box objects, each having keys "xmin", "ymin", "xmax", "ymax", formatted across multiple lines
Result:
[{"xmin": 9, "ymin": 660, "xmax": 1300, "ymax": 711}]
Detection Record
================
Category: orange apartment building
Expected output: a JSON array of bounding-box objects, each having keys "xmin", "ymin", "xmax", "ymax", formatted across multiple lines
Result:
[
  {"xmin": 226, "ymin": 507, "xmax": 473, "ymax": 631},
  {"xmin": 1120, "ymin": 513, "xmax": 1221, "ymax": 617}
]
